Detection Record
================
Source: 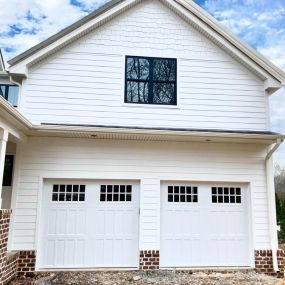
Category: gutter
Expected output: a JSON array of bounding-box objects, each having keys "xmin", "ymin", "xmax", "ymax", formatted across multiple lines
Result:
[
  {"xmin": 1, "ymin": 99, "xmax": 284, "ymax": 143},
  {"xmin": 265, "ymin": 138, "xmax": 283, "ymax": 272},
  {"xmin": 0, "ymin": 97, "xmax": 32, "ymax": 130},
  {"xmin": 0, "ymin": 102, "xmax": 285, "ymax": 142}
]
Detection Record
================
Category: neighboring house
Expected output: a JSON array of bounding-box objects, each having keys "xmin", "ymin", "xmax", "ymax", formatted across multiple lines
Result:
[{"xmin": 0, "ymin": 0, "xmax": 285, "ymax": 281}]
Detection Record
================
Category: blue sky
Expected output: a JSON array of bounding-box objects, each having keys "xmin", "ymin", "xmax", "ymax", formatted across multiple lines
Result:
[{"xmin": 1, "ymin": 0, "xmax": 285, "ymax": 165}]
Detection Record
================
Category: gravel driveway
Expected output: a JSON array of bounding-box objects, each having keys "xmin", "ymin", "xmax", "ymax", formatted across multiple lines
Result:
[{"xmin": 10, "ymin": 271, "xmax": 284, "ymax": 285}]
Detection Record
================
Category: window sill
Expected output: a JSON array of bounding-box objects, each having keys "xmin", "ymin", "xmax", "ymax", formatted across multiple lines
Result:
[{"xmin": 122, "ymin": 103, "xmax": 180, "ymax": 110}]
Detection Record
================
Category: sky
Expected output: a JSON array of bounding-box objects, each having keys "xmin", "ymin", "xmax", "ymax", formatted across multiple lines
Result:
[{"xmin": 0, "ymin": 0, "xmax": 285, "ymax": 166}]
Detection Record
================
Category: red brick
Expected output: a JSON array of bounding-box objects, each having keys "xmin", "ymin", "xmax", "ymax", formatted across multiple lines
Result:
[{"xmin": 139, "ymin": 250, "xmax": 160, "ymax": 270}]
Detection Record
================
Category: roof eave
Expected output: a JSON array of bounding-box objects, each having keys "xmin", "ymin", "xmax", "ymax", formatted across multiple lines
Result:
[
  {"xmin": 175, "ymin": 0, "xmax": 285, "ymax": 84},
  {"xmin": 0, "ymin": 102, "xmax": 283, "ymax": 144},
  {"xmin": 32, "ymin": 123, "xmax": 285, "ymax": 144},
  {"xmin": 7, "ymin": 0, "xmax": 124, "ymax": 67},
  {"xmin": 0, "ymin": 97, "xmax": 32, "ymax": 130}
]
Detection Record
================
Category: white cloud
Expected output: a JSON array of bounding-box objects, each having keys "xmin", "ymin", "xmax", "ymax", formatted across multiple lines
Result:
[
  {"xmin": 0, "ymin": 0, "xmax": 110, "ymax": 61},
  {"xmin": 201, "ymin": 0, "xmax": 285, "ymax": 167}
]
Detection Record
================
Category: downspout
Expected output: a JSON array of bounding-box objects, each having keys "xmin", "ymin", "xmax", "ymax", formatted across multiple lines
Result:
[{"xmin": 265, "ymin": 138, "xmax": 283, "ymax": 272}]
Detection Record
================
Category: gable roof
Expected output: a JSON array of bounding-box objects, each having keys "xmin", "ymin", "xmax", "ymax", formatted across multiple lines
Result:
[{"xmin": 7, "ymin": 0, "xmax": 285, "ymax": 89}]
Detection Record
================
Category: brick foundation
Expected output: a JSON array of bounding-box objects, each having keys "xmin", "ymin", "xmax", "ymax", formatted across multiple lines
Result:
[
  {"xmin": 255, "ymin": 249, "xmax": 285, "ymax": 277},
  {"xmin": 0, "ymin": 210, "xmax": 36, "ymax": 284},
  {"xmin": 17, "ymin": 250, "xmax": 36, "ymax": 278},
  {"xmin": 139, "ymin": 250, "xmax": 160, "ymax": 270}
]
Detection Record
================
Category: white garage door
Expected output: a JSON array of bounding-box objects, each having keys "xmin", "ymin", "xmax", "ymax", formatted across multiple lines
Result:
[
  {"xmin": 38, "ymin": 181, "xmax": 139, "ymax": 269},
  {"xmin": 161, "ymin": 183, "xmax": 251, "ymax": 268}
]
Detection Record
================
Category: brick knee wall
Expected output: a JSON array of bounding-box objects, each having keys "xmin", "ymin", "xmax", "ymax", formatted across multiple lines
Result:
[
  {"xmin": 0, "ymin": 209, "xmax": 18, "ymax": 285},
  {"xmin": 0, "ymin": 210, "xmax": 11, "ymax": 266},
  {"xmin": 139, "ymin": 250, "xmax": 159, "ymax": 270},
  {"xmin": 2, "ymin": 252, "xmax": 19, "ymax": 285},
  {"xmin": 255, "ymin": 250, "xmax": 285, "ymax": 278},
  {"xmin": 0, "ymin": 210, "xmax": 36, "ymax": 284},
  {"xmin": 17, "ymin": 251, "xmax": 36, "ymax": 278}
]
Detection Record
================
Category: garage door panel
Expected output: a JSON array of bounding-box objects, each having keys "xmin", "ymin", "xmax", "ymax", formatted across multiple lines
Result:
[
  {"xmin": 46, "ymin": 208, "xmax": 87, "ymax": 236},
  {"xmin": 65, "ymin": 240, "xmax": 76, "ymax": 263},
  {"xmin": 45, "ymin": 240, "xmax": 55, "ymax": 267},
  {"xmin": 43, "ymin": 237, "xmax": 87, "ymax": 268},
  {"xmin": 47, "ymin": 210, "xmax": 57, "ymax": 234},
  {"xmin": 55, "ymin": 240, "xmax": 65, "ymax": 266},
  {"xmin": 161, "ymin": 183, "xmax": 251, "ymax": 268},
  {"xmin": 39, "ymin": 181, "xmax": 139, "ymax": 269},
  {"xmin": 163, "ymin": 209, "xmax": 201, "ymax": 236},
  {"xmin": 206, "ymin": 238, "xmax": 249, "ymax": 266}
]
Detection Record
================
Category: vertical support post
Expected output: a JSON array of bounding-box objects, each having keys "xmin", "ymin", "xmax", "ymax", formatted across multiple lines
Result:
[{"xmin": 0, "ymin": 129, "xmax": 8, "ymax": 209}]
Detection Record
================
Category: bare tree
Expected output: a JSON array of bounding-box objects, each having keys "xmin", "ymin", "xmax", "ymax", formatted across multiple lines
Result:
[
  {"xmin": 275, "ymin": 164, "xmax": 285, "ymax": 242},
  {"xmin": 275, "ymin": 164, "xmax": 285, "ymax": 199}
]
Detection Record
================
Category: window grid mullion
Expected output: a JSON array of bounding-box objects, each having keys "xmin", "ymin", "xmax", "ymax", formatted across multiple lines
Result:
[
  {"xmin": 127, "ymin": 79, "xmax": 149, "ymax": 83},
  {"xmin": 137, "ymin": 59, "xmax": 141, "ymax": 103},
  {"xmin": 125, "ymin": 56, "xmax": 177, "ymax": 105},
  {"xmin": 152, "ymin": 80, "xmax": 176, "ymax": 84},
  {"xmin": 149, "ymin": 58, "xmax": 154, "ymax": 104}
]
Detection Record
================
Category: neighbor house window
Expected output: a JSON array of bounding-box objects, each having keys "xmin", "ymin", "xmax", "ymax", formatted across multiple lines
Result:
[
  {"xmin": 125, "ymin": 56, "xmax": 177, "ymax": 105},
  {"xmin": 0, "ymin": 84, "xmax": 19, "ymax": 107}
]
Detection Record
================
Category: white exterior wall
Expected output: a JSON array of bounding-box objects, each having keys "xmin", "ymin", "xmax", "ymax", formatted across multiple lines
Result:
[
  {"xmin": 10, "ymin": 136, "xmax": 270, "ymax": 252},
  {"xmin": 19, "ymin": 0, "xmax": 268, "ymax": 131}
]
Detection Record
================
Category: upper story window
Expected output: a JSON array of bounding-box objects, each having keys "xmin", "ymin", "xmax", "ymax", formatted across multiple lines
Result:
[
  {"xmin": 0, "ymin": 84, "xmax": 19, "ymax": 107},
  {"xmin": 125, "ymin": 56, "xmax": 177, "ymax": 105}
]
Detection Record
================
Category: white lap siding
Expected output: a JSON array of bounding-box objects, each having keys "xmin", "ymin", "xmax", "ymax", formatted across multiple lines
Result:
[
  {"xmin": 10, "ymin": 137, "xmax": 269, "ymax": 251},
  {"xmin": 19, "ymin": 0, "xmax": 268, "ymax": 131}
]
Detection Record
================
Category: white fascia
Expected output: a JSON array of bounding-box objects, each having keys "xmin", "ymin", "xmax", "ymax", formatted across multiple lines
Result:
[
  {"xmin": 174, "ymin": 0, "xmax": 285, "ymax": 86},
  {"xmin": 7, "ymin": 0, "xmax": 140, "ymax": 76}
]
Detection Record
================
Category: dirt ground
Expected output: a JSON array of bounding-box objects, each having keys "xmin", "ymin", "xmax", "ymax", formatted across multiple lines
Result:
[{"xmin": 9, "ymin": 271, "xmax": 285, "ymax": 285}]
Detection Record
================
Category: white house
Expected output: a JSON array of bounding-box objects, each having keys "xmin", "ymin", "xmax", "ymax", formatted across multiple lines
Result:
[{"xmin": 0, "ymin": 0, "xmax": 285, "ymax": 280}]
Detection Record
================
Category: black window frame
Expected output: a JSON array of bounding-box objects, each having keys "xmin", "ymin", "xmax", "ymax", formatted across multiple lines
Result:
[
  {"xmin": 51, "ymin": 184, "xmax": 86, "ymax": 202},
  {"xmin": 211, "ymin": 186, "xmax": 242, "ymax": 204},
  {"xmin": 167, "ymin": 185, "xmax": 198, "ymax": 203},
  {"xmin": 124, "ymin": 55, "xmax": 177, "ymax": 105},
  {"xmin": 100, "ymin": 184, "xmax": 132, "ymax": 202},
  {"xmin": 0, "ymin": 84, "xmax": 19, "ymax": 107}
]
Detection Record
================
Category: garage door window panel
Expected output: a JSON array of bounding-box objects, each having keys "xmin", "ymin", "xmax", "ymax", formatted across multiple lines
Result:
[
  {"xmin": 52, "ymin": 184, "xmax": 86, "ymax": 202},
  {"xmin": 212, "ymin": 187, "xmax": 241, "ymax": 204},
  {"xmin": 100, "ymin": 185, "xmax": 132, "ymax": 202},
  {"xmin": 168, "ymin": 186, "xmax": 198, "ymax": 203}
]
